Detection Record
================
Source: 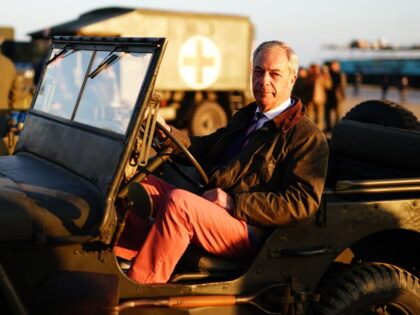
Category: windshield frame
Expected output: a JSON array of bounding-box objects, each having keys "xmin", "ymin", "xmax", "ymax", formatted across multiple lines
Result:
[{"xmin": 30, "ymin": 37, "xmax": 164, "ymax": 140}]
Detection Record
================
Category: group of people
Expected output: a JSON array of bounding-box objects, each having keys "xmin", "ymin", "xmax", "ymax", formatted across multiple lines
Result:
[
  {"xmin": 381, "ymin": 75, "xmax": 409, "ymax": 104},
  {"xmin": 293, "ymin": 60, "xmax": 347, "ymax": 132}
]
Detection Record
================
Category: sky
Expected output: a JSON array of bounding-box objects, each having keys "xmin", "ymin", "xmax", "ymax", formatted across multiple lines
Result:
[{"xmin": 1, "ymin": 0, "xmax": 419, "ymax": 66}]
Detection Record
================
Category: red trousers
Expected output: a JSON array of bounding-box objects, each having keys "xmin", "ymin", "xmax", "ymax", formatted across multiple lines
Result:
[{"xmin": 114, "ymin": 175, "xmax": 255, "ymax": 284}]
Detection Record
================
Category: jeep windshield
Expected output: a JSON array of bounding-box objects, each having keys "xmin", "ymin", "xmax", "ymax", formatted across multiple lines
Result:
[{"xmin": 33, "ymin": 44, "xmax": 152, "ymax": 135}]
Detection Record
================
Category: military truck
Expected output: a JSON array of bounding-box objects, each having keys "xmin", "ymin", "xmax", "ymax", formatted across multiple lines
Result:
[
  {"xmin": 0, "ymin": 36, "xmax": 419, "ymax": 315},
  {"xmin": 29, "ymin": 7, "xmax": 254, "ymax": 136}
]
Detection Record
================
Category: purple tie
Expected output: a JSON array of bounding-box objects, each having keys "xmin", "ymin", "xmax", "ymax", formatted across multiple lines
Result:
[
  {"xmin": 212, "ymin": 112, "xmax": 266, "ymax": 171},
  {"xmin": 242, "ymin": 112, "xmax": 265, "ymax": 147}
]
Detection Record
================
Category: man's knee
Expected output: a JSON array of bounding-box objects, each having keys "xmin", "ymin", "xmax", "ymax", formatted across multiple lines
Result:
[{"xmin": 162, "ymin": 189, "xmax": 191, "ymax": 214}]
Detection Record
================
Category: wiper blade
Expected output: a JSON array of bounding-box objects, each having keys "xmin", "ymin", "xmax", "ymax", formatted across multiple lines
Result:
[
  {"xmin": 88, "ymin": 44, "xmax": 125, "ymax": 79},
  {"xmin": 46, "ymin": 46, "xmax": 77, "ymax": 65},
  {"xmin": 88, "ymin": 53, "xmax": 123, "ymax": 79},
  {"xmin": 46, "ymin": 47, "xmax": 68, "ymax": 65}
]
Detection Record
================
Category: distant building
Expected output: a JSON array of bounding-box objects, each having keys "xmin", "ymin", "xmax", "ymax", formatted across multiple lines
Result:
[{"xmin": 323, "ymin": 40, "xmax": 420, "ymax": 87}]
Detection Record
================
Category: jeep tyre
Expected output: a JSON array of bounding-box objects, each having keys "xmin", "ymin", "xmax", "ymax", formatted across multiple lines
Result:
[
  {"xmin": 189, "ymin": 101, "xmax": 228, "ymax": 136},
  {"xmin": 343, "ymin": 100, "xmax": 420, "ymax": 130},
  {"xmin": 314, "ymin": 262, "xmax": 420, "ymax": 315}
]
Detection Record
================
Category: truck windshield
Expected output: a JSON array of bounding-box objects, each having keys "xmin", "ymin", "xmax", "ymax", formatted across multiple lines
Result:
[{"xmin": 33, "ymin": 48, "xmax": 152, "ymax": 135}]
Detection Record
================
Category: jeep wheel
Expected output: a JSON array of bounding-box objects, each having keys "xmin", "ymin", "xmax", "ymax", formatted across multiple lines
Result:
[
  {"xmin": 190, "ymin": 101, "xmax": 228, "ymax": 136},
  {"xmin": 314, "ymin": 262, "xmax": 420, "ymax": 315},
  {"xmin": 343, "ymin": 100, "xmax": 420, "ymax": 130}
]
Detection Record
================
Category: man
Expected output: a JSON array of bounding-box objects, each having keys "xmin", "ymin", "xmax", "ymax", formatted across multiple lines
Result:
[
  {"xmin": 115, "ymin": 41, "xmax": 329, "ymax": 284},
  {"xmin": 292, "ymin": 67, "xmax": 311, "ymax": 107},
  {"xmin": 325, "ymin": 61, "xmax": 346, "ymax": 131},
  {"xmin": 306, "ymin": 63, "xmax": 331, "ymax": 131},
  {"xmin": 0, "ymin": 33, "xmax": 22, "ymax": 154}
]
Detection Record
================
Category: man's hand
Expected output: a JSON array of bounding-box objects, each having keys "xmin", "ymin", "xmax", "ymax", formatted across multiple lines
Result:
[
  {"xmin": 202, "ymin": 188, "xmax": 235, "ymax": 212},
  {"xmin": 154, "ymin": 112, "xmax": 170, "ymax": 131},
  {"xmin": 154, "ymin": 112, "xmax": 171, "ymax": 140}
]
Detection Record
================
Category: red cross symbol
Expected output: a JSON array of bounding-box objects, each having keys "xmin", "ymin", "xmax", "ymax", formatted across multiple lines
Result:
[{"xmin": 182, "ymin": 39, "xmax": 215, "ymax": 84}]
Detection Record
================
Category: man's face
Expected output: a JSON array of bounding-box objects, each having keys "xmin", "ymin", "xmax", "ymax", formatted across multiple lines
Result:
[{"xmin": 252, "ymin": 48, "xmax": 297, "ymax": 112}]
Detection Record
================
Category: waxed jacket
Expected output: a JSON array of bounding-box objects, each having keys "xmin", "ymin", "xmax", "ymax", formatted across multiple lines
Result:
[{"xmin": 166, "ymin": 97, "xmax": 329, "ymax": 230}]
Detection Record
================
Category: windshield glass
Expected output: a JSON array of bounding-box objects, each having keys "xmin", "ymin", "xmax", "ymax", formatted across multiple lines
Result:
[
  {"xmin": 33, "ymin": 48, "xmax": 153, "ymax": 135},
  {"xmin": 33, "ymin": 49, "xmax": 91, "ymax": 119},
  {"xmin": 74, "ymin": 51, "xmax": 152, "ymax": 133}
]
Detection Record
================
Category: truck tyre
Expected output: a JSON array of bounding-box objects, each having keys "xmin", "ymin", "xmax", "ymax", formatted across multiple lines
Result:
[
  {"xmin": 313, "ymin": 262, "xmax": 420, "ymax": 315},
  {"xmin": 342, "ymin": 100, "xmax": 420, "ymax": 130},
  {"xmin": 189, "ymin": 101, "xmax": 228, "ymax": 136}
]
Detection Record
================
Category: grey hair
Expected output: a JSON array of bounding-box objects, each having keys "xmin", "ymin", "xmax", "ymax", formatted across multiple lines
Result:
[{"xmin": 253, "ymin": 41, "xmax": 299, "ymax": 76}]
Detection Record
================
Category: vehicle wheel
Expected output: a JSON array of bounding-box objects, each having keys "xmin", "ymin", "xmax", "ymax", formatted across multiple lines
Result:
[
  {"xmin": 313, "ymin": 262, "xmax": 420, "ymax": 315},
  {"xmin": 343, "ymin": 100, "xmax": 420, "ymax": 130},
  {"xmin": 189, "ymin": 101, "xmax": 228, "ymax": 136}
]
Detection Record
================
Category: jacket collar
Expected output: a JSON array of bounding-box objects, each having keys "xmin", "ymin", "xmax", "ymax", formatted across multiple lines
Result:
[
  {"xmin": 271, "ymin": 97, "xmax": 305, "ymax": 133},
  {"xmin": 241, "ymin": 97, "xmax": 305, "ymax": 133}
]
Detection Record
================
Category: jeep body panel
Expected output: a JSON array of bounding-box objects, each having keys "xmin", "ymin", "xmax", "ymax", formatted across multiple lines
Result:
[{"xmin": 0, "ymin": 153, "xmax": 103, "ymax": 242}]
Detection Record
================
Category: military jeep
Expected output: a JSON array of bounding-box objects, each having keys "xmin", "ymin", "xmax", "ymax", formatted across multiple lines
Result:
[{"xmin": 0, "ymin": 36, "xmax": 419, "ymax": 315}]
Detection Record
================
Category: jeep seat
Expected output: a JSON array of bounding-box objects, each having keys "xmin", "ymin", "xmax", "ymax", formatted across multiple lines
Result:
[{"xmin": 328, "ymin": 120, "xmax": 420, "ymax": 182}]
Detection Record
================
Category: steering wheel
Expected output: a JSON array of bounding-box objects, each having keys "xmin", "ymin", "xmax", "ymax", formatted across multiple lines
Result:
[
  {"xmin": 118, "ymin": 122, "xmax": 208, "ymax": 200},
  {"xmin": 155, "ymin": 121, "xmax": 209, "ymax": 186}
]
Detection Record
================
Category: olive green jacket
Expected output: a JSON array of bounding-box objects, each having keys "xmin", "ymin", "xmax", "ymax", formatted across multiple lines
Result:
[{"xmin": 167, "ymin": 97, "xmax": 329, "ymax": 228}]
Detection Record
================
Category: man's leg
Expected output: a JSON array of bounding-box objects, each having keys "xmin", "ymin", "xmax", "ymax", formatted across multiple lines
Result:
[
  {"xmin": 127, "ymin": 188, "xmax": 254, "ymax": 284},
  {"xmin": 315, "ymin": 102, "xmax": 325, "ymax": 131},
  {"xmin": 114, "ymin": 175, "xmax": 176, "ymax": 260},
  {"xmin": 324, "ymin": 103, "xmax": 332, "ymax": 132},
  {"xmin": 335, "ymin": 100, "xmax": 343, "ymax": 125}
]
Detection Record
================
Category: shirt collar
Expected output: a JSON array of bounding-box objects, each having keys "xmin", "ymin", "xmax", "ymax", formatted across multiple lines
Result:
[{"xmin": 255, "ymin": 98, "xmax": 292, "ymax": 129}]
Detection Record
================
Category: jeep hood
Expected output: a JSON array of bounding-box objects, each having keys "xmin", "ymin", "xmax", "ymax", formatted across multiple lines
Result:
[{"xmin": 0, "ymin": 153, "xmax": 103, "ymax": 242}]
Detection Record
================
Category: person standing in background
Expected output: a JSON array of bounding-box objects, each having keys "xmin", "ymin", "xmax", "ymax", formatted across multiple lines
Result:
[
  {"xmin": 398, "ymin": 76, "xmax": 409, "ymax": 104},
  {"xmin": 325, "ymin": 61, "xmax": 346, "ymax": 132},
  {"xmin": 306, "ymin": 63, "xmax": 331, "ymax": 131},
  {"xmin": 292, "ymin": 67, "xmax": 312, "ymax": 108},
  {"xmin": 380, "ymin": 75, "xmax": 390, "ymax": 100},
  {"xmin": 353, "ymin": 72, "xmax": 362, "ymax": 96},
  {"xmin": 0, "ymin": 33, "xmax": 22, "ymax": 155}
]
